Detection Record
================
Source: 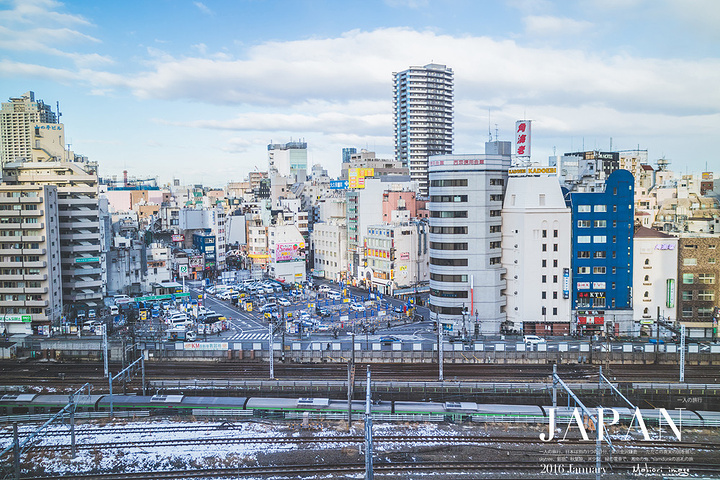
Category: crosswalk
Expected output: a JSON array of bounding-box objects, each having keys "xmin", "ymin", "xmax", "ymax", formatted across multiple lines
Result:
[{"xmin": 226, "ymin": 332, "xmax": 270, "ymax": 341}]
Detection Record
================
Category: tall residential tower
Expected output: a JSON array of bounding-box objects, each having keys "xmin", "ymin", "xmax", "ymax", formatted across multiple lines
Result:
[{"xmin": 393, "ymin": 64, "xmax": 453, "ymax": 197}]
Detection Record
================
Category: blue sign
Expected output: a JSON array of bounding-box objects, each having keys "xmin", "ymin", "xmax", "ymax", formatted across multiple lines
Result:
[{"xmin": 330, "ymin": 180, "xmax": 349, "ymax": 190}]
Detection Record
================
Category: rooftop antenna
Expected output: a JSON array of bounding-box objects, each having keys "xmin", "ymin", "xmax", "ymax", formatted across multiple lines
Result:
[
  {"xmin": 494, "ymin": 124, "xmax": 499, "ymax": 142},
  {"xmin": 487, "ymin": 110, "xmax": 491, "ymax": 142},
  {"xmin": 56, "ymin": 101, "xmax": 62, "ymax": 120}
]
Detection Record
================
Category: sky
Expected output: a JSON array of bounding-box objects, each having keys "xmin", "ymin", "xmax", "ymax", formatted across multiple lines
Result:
[{"xmin": 1, "ymin": 0, "xmax": 719, "ymax": 187}]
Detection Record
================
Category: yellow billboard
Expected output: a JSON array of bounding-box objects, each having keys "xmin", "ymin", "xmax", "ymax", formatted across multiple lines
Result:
[{"xmin": 349, "ymin": 168, "xmax": 374, "ymax": 189}]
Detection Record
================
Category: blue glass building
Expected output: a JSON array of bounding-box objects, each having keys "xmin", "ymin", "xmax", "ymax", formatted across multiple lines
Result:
[{"xmin": 570, "ymin": 170, "xmax": 634, "ymax": 335}]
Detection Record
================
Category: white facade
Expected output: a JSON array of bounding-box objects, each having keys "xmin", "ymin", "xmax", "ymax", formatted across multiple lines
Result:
[
  {"xmin": 502, "ymin": 174, "xmax": 573, "ymax": 335},
  {"xmin": 312, "ymin": 222, "xmax": 347, "ymax": 282},
  {"xmin": 268, "ymin": 223, "xmax": 306, "ymax": 284},
  {"xmin": 633, "ymin": 227, "xmax": 679, "ymax": 330},
  {"xmin": 428, "ymin": 152, "xmax": 511, "ymax": 335},
  {"xmin": 363, "ymin": 222, "xmax": 429, "ymax": 295},
  {"xmin": 268, "ymin": 141, "xmax": 307, "ymax": 182}
]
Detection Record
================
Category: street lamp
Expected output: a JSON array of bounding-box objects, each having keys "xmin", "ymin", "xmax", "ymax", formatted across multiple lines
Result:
[{"xmin": 462, "ymin": 306, "xmax": 468, "ymax": 343}]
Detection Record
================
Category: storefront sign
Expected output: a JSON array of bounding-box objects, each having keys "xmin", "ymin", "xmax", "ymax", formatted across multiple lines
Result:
[{"xmin": 183, "ymin": 342, "xmax": 229, "ymax": 350}]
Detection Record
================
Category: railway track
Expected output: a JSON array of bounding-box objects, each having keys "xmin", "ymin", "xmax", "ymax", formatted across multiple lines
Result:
[
  {"xmin": 25, "ymin": 433, "xmax": 720, "ymax": 452},
  {"xmin": 20, "ymin": 460, "xmax": 720, "ymax": 480},
  {"xmin": 2, "ymin": 361, "xmax": 718, "ymax": 384}
]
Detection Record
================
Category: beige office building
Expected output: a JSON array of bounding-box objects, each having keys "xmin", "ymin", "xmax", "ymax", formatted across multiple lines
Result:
[{"xmin": 0, "ymin": 184, "xmax": 62, "ymax": 335}]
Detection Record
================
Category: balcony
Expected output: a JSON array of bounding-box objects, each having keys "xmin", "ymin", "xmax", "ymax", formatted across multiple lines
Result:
[
  {"xmin": 19, "ymin": 197, "xmax": 42, "ymax": 204},
  {"xmin": 25, "ymin": 287, "xmax": 48, "ymax": 294},
  {"xmin": 22, "ymin": 235, "xmax": 45, "ymax": 242},
  {"xmin": 26, "ymin": 300, "xmax": 49, "ymax": 307},
  {"xmin": 22, "ymin": 248, "xmax": 46, "ymax": 255},
  {"xmin": 0, "ymin": 287, "xmax": 24, "ymax": 294},
  {"xmin": 24, "ymin": 261, "xmax": 47, "ymax": 268}
]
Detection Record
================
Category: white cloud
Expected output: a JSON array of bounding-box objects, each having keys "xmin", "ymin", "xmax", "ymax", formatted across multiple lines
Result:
[
  {"xmin": 523, "ymin": 15, "xmax": 593, "ymax": 37},
  {"xmin": 193, "ymin": 2, "xmax": 214, "ymax": 16}
]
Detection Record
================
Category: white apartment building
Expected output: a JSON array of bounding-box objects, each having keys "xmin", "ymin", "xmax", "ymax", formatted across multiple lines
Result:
[
  {"xmin": 633, "ymin": 227, "xmax": 679, "ymax": 333},
  {"xmin": 502, "ymin": 172, "xmax": 573, "ymax": 336},
  {"xmin": 3, "ymin": 159, "xmax": 104, "ymax": 310},
  {"xmin": 0, "ymin": 91, "xmax": 59, "ymax": 164},
  {"xmin": 0, "ymin": 185, "xmax": 62, "ymax": 335},
  {"xmin": 428, "ymin": 149, "xmax": 511, "ymax": 336}
]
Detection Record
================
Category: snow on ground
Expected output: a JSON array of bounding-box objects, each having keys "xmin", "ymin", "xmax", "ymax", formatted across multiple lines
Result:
[{"xmin": 3, "ymin": 418, "xmax": 458, "ymax": 476}]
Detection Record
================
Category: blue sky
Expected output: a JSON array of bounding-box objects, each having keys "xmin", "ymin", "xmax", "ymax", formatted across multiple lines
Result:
[{"xmin": 1, "ymin": 0, "xmax": 719, "ymax": 186}]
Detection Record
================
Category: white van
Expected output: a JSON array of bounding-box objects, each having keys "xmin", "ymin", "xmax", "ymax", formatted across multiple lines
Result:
[
  {"xmin": 523, "ymin": 335, "xmax": 546, "ymax": 345},
  {"xmin": 109, "ymin": 305, "xmax": 119, "ymax": 315}
]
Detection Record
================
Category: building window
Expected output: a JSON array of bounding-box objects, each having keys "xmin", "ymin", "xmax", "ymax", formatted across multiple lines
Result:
[
  {"xmin": 553, "ymin": 259, "xmax": 558, "ymax": 267},
  {"xmin": 489, "ymin": 257, "xmax": 501, "ymax": 265},
  {"xmin": 578, "ymin": 251, "xmax": 590, "ymax": 258},
  {"xmin": 431, "ymin": 179, "xmax": 468, "ymax": 187},
  {"xmin": 698, "ymin": 290, "xmax": 715, "ymax": 301},
  {"xmin": 541, "ymin": 306, "xmax": 546, "ymax": 315},
  {"xmin": 594, "ymin": 205, "xmax": 607, "ymax": 212},
  {"xmin": 542, "ymin": 291, "xmax": 546, "ymax": 299},
  {"xmin": 593, "ymin": 267, "xmax": 606, "ymax": 274},
  {"xmin": 553, "ymin": 275, "xmax": 558, "ymax": 283},
  {"xmin": 429, "ymin": 242, "xmax": 468, "ymax": 250},
  {"xmin": 577, "ymin": 266, "xmax": 590, "ymax": 274},
  {"xmin": 553, "ymin": 230, "xmax": 558, "ymax": 237},
  {"xmin": 682, "ymin": 273, "xmax": 694, "ymax": 284},
  {"xmin": 578, "ymin": 236, "xmax": 591, "ymax": 244},
  {"xmin": 699, "ymin": 274, "xmax": 715, "ymax": 284},
  {"xmin": 683, "ymin": 258, "xmax": 697, "ymax": 266},
  {"xmin": 578, "ymin": 205, "xmax": 591, "ymax": 213},
  {"xmin": 542, "ymin": 230, "xmax": 547, "ymax": 238},
  {"xmin": 594, "ymin": 236, "xmax": 607, "ymax": 243},
  {"xmin": 681, "ymin": 306, "xmax": 693, "ymax": 318},
  {"xmin": 644, "ymin": 275, "xmax": 649, "ymax": 282},
  {"xmin": 542, "ymin": 244, "xmax": 547, "ymax": 252},
  {"xmin": 553, "ymin": 291, "xmax": 558, "ymax": 299},
  {"xmin": 578, "ymin": 220, "xmax": 591, "ymax": 228},
  {"xmin": 594, "ymin": 251, "xmax": 606, "ymax": 259},
  {"xmin": 698, "ymin": 307, "xmax": 713, "ymax": 318},
  {"xmin": 594, "ymin": 220, "xmax": 607, "ymax": 228},
  {"xmin": 681, "ymin": 291, "xmax": 692, "ymax": 301},
  {"xmin": 542, "ymin": 259, "xmax": 547, "ymax": 267},
  {"xmin": 490, "ymin": 210, "xmax": 501, "ymax": 217},
  {"xmin": 552, "ymin": 307, "xmax": 557, "ymax": 315},
  {"xmin": 541, "ymin": 275, "xmax": 547, "ymax": 283},
  {"xmin": 489, "ymin": 179, "xmax": 504, "ymax": 186},
  {"xmin": 553, "ymin": 244, "xmax": 558, "ymax": 252},
  {"xmin": 594, "ymin": 297, "xmax": 606, "ymax": 307},
  {"xmin": 430, "ymin": 211, "xmax": 468, "ymax": 218}
]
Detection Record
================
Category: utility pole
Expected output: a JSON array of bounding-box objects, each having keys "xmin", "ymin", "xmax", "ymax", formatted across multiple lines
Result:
[
  {"xmin": 437, "ymin": 314, "xmax": 444, "ymax": 381},
  {"xmin": 102, "ymin": 324, "xmax": 109, "ymax": 378},
  {"xmin": 269, "ymin": 319, "xmax": 274, "ymax": 379},
  {"xmin": 364, "ymin": 366, "xmax": 374, "ymax": 480},
  {"xmin": 680, "ymin": 324, "xmax": 686, "ymax": 382}
]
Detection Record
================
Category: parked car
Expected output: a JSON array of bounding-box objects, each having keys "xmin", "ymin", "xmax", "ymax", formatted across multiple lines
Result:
[
  {"xmin": 318, "ymin": 285, "xmax": 331, "ymax": 293},
  {"xmin": 88, "ymin": 309, "xmax": 96, "ymax": 319},
  {"xmin": 315, "ymin": 307, "xmax": 332, "ymax": 317},
  {"xmin": 109, "ymin": 305, "xmax": 119, "ymax": 315},
  {"xmin": 278, "ymin": 298, "xmax": 291, "ymax": 307},
  {"xmin": 328, "ymin": 291, "xmax": 342, "ymax": 300},
  {"xmin": 261, "ymin": 303, "xmax": 277, "ymax": 313}
]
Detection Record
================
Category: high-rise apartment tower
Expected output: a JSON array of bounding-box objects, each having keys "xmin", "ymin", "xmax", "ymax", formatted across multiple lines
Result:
[{"xmin": 393, "ymin": 64, "xmax": 453, "ymax": 197}]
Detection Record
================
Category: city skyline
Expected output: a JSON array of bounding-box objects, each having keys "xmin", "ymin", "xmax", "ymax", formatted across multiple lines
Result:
[{"xmin": 1, "ymin": 0, "xmax": 718, "ymax": 186}]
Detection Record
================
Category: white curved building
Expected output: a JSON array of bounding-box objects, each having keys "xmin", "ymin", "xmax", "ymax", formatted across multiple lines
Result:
[{"xmin": 428, "ymin": 148, "xmax": 511, "ymax": 336}]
